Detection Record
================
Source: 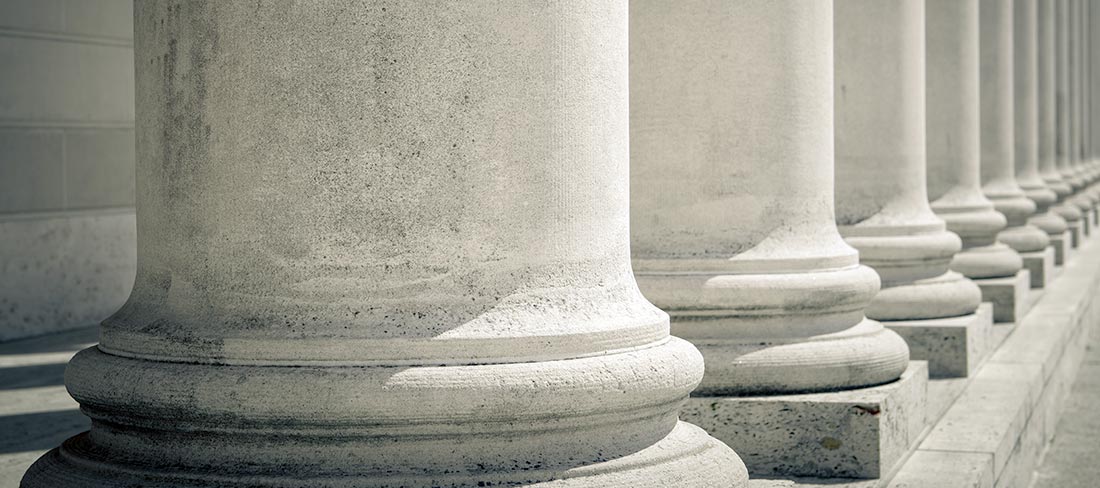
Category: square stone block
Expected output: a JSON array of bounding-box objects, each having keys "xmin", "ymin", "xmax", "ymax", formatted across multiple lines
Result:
[
  {"xmin": 681, "ymin": 362, "xmax": 929, "ymax": 479},
  {"xmin": 885, "ymin": 303, "xmax": 993, "ymax": 378},
  {"xmin": 1050, "ymin": 231, "xmax": 1071, "ymax": 265},
  {"xmin": 1019, "ymin": 247, "xmax": 1054, "ymax": 289},
  {"xmin": 1068, "ymin": 223, "xmax": 1081, "ymax": 248},
  {"xmin": 974, "ymin": 270, "xmax": 1030, "ymax": 323}
]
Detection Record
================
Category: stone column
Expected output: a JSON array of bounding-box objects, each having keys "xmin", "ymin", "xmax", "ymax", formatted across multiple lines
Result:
[
  {"xmin": 834, "ymin": 0, "xmax": 985, "ymax": 326},
  {"xmin": 632, "ymin": 0, "xmax": 917, "ymax": 478},
  {"xmin": 1090, "ymin": 0, "xmax": 1100, "ymax": 189},
  {"xmin": 928, "ymin": 0, "xmax": 1025, "ymax": 282},
  {"xmin": 981, "ymin": 0, "xmax": 1052, "ymax": 261},
  {"xmin": 1058, "ymin": 0, "xmax": 1086, "ymax": 190},
  {"xmin": 1040, "ymin": 0, "xmax": 1085, "ymax": 248},
  {"xmin": 1015, "ymin": 0, "xmax": 1069, "ymax": 249},
  {"xmin": 1068, "ymin": 0, "xmax": 1098, "ymax": 219},
  {"xmin": 22, "ymin": 2, "xmax": 746, "ymax": 487}
]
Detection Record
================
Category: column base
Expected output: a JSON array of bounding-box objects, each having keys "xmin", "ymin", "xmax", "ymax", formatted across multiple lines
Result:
[
  {"xmin": 1068, "ymin": 221, "xmax": 1082, "ymax": 248},
  {"xmin": 883, "ymin": 303, "xmax": 993, "ymax": 378},
  {"xmin": 24, "ymin": 421, "xmax": 747, "ymax": 488},
  {"xmin": 681, "ymin": 362, "xmax": 928, "ymax": 479},
  {"xmin": 973, "ymin": 270, "xmax": 1031, "ymax": 323},
  {"xmin": 1020, "ymin": 247, "xmax": 1055, "ymax": 289},
  {"xmin": 1051, "ymin": 230, "xmax": 1071, "ymax": 265},
  {"xmin": 22, "ymin": 338, "xmax": 749, "ymax": 488}
]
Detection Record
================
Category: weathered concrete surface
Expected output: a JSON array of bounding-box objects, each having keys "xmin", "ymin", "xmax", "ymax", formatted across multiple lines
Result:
[{"xmin": 0, "ymin": 211, "xmax": 135, "ymax": 342}]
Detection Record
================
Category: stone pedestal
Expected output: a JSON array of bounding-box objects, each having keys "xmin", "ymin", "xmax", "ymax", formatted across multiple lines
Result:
[
  {"xmin": 683, "ymin": 362, "xmax": 929, "ymax": 480},
  {"xmin": 885, "ymin": 303, "xmax": 993, "ymax": 377},
  {"xmin": 975, "ymin": 269, "xmax": 1032, "ymax": 323},
  {"xmin": 21, "ymin": 3, "xmax": 746, "ymax": 487},
  {"xmin": 630, "ymin": 0, "xmax": 913, "ymax": 478},
  {"xmin": 1051, "ymin": 229, "xmax": 1072, "ymax": 265},
  {"xmin": 1020, "ymin": 247, "xmax": 1056, "ymax": 288}
]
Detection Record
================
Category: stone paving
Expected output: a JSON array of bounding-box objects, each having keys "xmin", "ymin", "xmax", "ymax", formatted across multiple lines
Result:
[{"xmin": 1031, "ymin": 324, "xmax": 1100, "ymax": 488}]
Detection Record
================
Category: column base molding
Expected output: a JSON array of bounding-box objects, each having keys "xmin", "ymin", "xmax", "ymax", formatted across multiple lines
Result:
[
  {"xmin": 22, "ymin": 338, "xmax": 749, "ymax": 488},
  {"xmin": 23, "ymin": 421, "xmax": 747, "ymax": 488}
]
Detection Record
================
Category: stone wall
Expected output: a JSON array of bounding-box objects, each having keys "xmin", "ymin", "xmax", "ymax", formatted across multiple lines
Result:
[{"xmin": 0, "ymin": 0, "xmax": 136, "ymax": 342}]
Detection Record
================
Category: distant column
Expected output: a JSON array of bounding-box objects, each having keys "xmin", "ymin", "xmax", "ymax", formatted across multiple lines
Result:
[
  {"xmin": 835, "ymin": 0, "xmax": 983, "ymax": 323},
  {"xmin": 980, "ymin": 0, "xmax": 1051, "ymax": 254},
  {"xmin": 1041, "ymin": 0, "xmax": 1085, "ymax": 238},
  {"xmin": 927, "ymin": 0, "xmax": 1025, "ymax": 279},
  {"xmin": 1014, "ymin": 0, "xmax": 1069, "ymax": 240},
  {"xmin": 631, "ymin": 0, "xmax": 908, "ymax": 396}
]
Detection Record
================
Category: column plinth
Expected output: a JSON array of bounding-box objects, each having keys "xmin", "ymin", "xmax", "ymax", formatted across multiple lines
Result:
[
  {"xmin": 21, "ymin": 3, "xmax": 746, "ymax": 487},
  {"xmin": 835, "ymin": 0, "xmax": 983, "ymax": 324}
]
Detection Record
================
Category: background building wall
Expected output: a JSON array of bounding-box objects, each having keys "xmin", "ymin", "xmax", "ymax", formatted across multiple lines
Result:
[{"xmin": 0, "ymin": 0, "xmax": 136, "ymax": 341}]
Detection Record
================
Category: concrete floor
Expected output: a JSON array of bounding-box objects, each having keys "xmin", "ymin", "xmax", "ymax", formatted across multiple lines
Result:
[
  {"xmin": 1031, "ymin": 324, "xmax": 1100, "ymax": 488},
  {"xmin": 0, "ymin": 324, "xmax": 1096, "ymax": 488},
  {"xmin": 0, "ymin": 327, "xmax": 95, "ymax": 488}
]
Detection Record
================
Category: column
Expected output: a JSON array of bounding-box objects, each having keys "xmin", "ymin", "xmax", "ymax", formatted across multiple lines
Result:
[
  {"xmin": 1040, "ymin": 0, "xmax": 1085, "ymax": 247},
  {"xmin": 22, "ymin": 3, "xmax": 746, "ymax": 487},
  {"xmin": 835, "ymin": 0, "xmax": 986, "ymax": 325},
  {"xmin": 1068, "ymin": 0, "xmax": 1098, "ymax": 219},
  {"xmin": 632, "ymin": 0, "xmax": 917, "ymax": 478},
  {"xmin": 928, "ymin": 0, "xmax": 1024, "ymax": 281},
  {"xmin": 1090, "ymin": 0, "xmax": 1100, "ymax": 189},
  {"xmin": 1015, "ymin": 0, "xmax": 1070, "ymax": 249},
  {"xmin": 1058, "ymin": 0, "xmax": 1086, "ymax": 190},
  {"xmin": 981, "ymin": 0, "xmax": 1052, "ymax": 262}
]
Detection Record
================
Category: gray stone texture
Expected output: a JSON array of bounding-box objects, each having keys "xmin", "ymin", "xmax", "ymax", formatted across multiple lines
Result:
[{"xmin": 682, "ymin": 362, "xmax": 929, "ymax": 479}]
